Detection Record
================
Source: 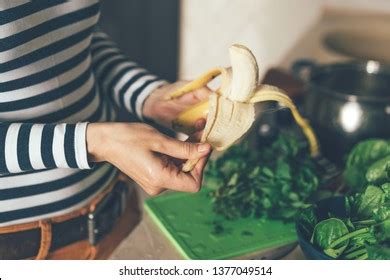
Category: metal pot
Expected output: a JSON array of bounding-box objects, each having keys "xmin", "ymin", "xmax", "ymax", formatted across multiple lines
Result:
[{"xmin": 292, "ymin": 60, "xmax": 390, "ymax": 165}]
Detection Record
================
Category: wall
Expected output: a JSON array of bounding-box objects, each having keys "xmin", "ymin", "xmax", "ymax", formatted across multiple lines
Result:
[
  {"xmin": 179, "ymin": 0, "xmax": 322, "ymax": 80},
  {"xmin": 179, "ymin": 0, "xmax": 390, "ymax": 80}
]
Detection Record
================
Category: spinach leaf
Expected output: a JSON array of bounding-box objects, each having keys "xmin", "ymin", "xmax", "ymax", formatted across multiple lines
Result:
[
  {"xmin": 346, "ymin": 139, "xmax": 390, "ymax": 167},
  {"xmin": 373, "ymin": 203, "xmax": 390, "ymax": 223},
  {"xmin": 371, "ymin": 219, "xmax": 390, "ymax": 244},
  {"xmin": 344, "ymin": 139, "xmax": 390, "ymax": 192},
  {"xmin": 296, "ymin": 205, "xmax": 317, "ymax": 239},
  {"xmin": 366, "ymin": 155, "xmax": 390, "ymax": 185},
  {"xmin": 382, "ymin": 182, "xmax": 390, "ymax": 199},
  {"xmin": 301, "ymin": 180, "xmax": 389, "ymax": 260},
  {"xmin": 366, "ymin": 245, "xmax": 390, "ymax": 260},
  {"xmin": 312, "ymin": 218, "xmax": 349, "ymax": 258},
  {"xmin": 350, "ymin": 185, "xmax": 385, "ymax": 220}
]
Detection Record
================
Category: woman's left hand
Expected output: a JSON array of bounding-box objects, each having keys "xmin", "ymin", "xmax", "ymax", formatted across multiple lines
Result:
[{"xmin": 143, "ymin": 81, "xmax": 211, "ymax": 130}]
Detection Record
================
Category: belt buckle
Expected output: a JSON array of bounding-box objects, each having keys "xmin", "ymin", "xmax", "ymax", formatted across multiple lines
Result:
[{"xmin": 88, "ymin": 181, "xmax": 129, "ymax": 245}]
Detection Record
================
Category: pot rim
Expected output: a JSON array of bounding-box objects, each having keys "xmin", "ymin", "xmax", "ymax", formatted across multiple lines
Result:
[{"xmin": 306, "ymin": 60, "xmax": 390, "ymax": 104}]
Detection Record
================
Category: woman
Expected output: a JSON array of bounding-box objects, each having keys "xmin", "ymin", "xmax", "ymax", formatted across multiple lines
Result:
[{"xmin": 0, "ymin": 0, "xmax": 211, "ymax": 259}]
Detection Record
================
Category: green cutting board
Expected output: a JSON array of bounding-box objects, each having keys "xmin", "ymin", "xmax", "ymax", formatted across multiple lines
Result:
[{"xmin": 144, "ymin": 189, "xmax": 297, "ymax": 259}]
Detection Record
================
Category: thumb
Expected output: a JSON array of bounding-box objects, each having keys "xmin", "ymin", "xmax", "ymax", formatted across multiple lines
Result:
[{"xmin": 153, "ymin": 136, "xmax": 211, "ymax": 160}]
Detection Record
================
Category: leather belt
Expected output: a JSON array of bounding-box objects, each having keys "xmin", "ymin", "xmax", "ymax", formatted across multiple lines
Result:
[{"xmin": 0, "ymin": 180, "xmax": 130, "ymax": 260}]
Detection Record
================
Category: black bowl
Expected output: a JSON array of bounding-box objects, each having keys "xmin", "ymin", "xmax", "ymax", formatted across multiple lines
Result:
[{"xmin": 296, "ymin": 196, "xmax": 347, "ymax": 260}]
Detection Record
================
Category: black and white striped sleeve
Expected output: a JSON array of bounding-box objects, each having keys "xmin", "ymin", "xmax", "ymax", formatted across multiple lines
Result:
[
  {"xmin": 90, "ymin": 31, "xmax": 167, "ymax": 120},
  {"xmin": 0, "ymin": 122, "xmax": 91, "ymax": 174}
]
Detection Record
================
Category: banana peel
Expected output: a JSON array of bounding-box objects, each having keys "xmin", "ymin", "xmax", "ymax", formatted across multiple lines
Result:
[{"xmin": 166, "ymin": 44, "xmax": 319, "ymax": 172}]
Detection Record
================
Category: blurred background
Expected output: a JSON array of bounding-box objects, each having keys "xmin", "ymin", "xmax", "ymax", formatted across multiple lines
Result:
[{"xmin": 99, "ymin": 0, "xmax": 390, "ymax": 81}]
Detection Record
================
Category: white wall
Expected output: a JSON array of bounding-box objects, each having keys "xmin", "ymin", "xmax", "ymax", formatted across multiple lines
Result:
[
  {"xmin": 179, "ymin": 0, "xmax": 322, "ymax": 79},
  {"xmin": 179, "ymin": 0, "xmax": 390, "ymax": 80}
]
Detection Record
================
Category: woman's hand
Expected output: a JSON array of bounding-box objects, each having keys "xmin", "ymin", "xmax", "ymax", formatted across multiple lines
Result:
[
  {"xmin": 86, "ymin": 122, "xmax": 211, "ymax": 196},
  {"xmin": 143, "ymin": 81, "xmax": 210, "ymax": 129}
]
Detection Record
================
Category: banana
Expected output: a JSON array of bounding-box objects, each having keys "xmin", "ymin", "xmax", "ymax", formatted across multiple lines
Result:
[
  {"xmin": 172, "ymin": 100, "xmax": 209, "ymax": 135},
  {"xmin": 168, "ymin": 44, "xmax": 319, "ymax": 172},
  {"xmin": 165, "ymin": 67, "xmax": 223, "ymax": 101},
  {"xmin": 224, "ymin": 44, "xmax": 259, "ymax": 102}
]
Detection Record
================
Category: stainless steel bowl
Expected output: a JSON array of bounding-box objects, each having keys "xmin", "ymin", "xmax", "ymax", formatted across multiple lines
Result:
[{"xmin": 292, "ymin": 60, "xmax": 390, "ymax": 165}]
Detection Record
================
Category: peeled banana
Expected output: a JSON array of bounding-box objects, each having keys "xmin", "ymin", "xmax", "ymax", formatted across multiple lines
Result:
[{"xmin": 166, "ymin": 44, "xmax": 319, "ymax": 172}]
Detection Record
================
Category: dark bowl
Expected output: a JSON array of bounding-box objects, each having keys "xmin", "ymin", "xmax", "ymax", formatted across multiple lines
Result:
[{"xmin": 296, "ymin": 196, "xmax": 347, "ymax": 260}]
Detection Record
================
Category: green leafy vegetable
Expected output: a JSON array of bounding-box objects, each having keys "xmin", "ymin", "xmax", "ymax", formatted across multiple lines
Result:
[
  {"xmin": 296, "ymin": 205, "xmax": 317, "ymax": 239},
  {"xmin": 366, "ymin": 217, "xmax": 390, "ymax": 260},
  {"xmin": 342, "ymin": 231, "xmax": 376, "ymax": 258},
  {"xmin": 381, "ymin": 182, "xmax": 390, "ymax": 199},
  {"xmin": 366, "ymin": 244, "xmax": 390, "ymax": 260},
  {"xmin": 366, "ymin": 155, "xmax": 390, "ymax": 184},
  {"xmin": 298, "ymin": 138, "xmax": 390, "ymax": 260},
  {"xmin": 298, "ymin": 183, "xmax": 390, "ymax": 260},
  {"xmin": 344, "ymin": 139, "xmax": 390, "ymax": 192},
  {"xmin": 312, "ymin": 218, "xmax": 349, "ymax": 258},
  {"xmin": 205, "ymin": 134, "xmax": 319, "ymax": 221},
  {"xmin": 373, "ymin": 201, "xmax": 390, "ymax": 222},
  {"xmin": 349, "ymin": 185, "xmax": 385, "ymax": 220},
  {"xmin": 371, "ymin": 219, "xmax": 390, "ymax": 244}
]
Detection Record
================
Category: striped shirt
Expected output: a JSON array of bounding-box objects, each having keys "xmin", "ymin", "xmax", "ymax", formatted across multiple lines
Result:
[{"xmin": 0, "ymin": 0, "xmax": 166, "ymax": 226}]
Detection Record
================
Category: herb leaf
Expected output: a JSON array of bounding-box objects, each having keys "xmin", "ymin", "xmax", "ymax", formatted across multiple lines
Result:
[{"xmin": 205, "ymin": 134, "xmax": 319, "ymax": 221}]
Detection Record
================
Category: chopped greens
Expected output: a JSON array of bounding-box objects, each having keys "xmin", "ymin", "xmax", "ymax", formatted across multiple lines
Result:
[{"xmin": 205, "ymin": 134, "xmax": 319, "ymax": 221}]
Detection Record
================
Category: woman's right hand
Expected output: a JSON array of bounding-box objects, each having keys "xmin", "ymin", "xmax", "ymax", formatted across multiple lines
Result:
[{"xmin": 86, "ymin": 122, "xmax": 211, "ymax": 196}]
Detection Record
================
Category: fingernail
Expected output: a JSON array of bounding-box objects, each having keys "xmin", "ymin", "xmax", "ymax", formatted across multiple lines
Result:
[{"xmin": 197, "ymin": 143, "xmax": 210, "ymax": 153}]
